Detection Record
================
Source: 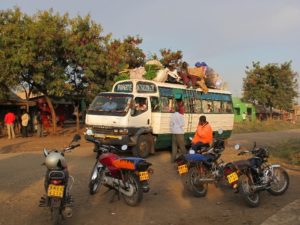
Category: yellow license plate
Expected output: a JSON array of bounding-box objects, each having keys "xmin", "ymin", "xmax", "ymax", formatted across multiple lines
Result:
[
  {"xmin": 227, "ymin": 172, "xmax": 239, "ymax": 184},
  {"xmin": 178, "ymin": 164, "xmax": 188, "ymax": 175},
  {"xmin": 139, "ymin": 171, "xmax": 149, "ymax": 181},
  {"xmin": 47, "ymin": 184, "xmax": 64, "ymax": 198}
]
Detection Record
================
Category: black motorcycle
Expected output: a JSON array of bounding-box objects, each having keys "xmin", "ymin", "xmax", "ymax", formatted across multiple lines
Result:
[
  {"xmin": 223, "ymin": 142, "xmax": 289, "ymax": 207},
  {"xmin": 39, "ymin": 134, "xmax": 81, "ymax": 225},
  {"xmin": 175, "ymin": 130, "xmax": 225, "ymax": 197}
]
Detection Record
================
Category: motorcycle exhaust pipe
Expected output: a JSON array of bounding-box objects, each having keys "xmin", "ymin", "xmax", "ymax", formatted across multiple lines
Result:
[
  {"xmin": 103, "ymin": 177, "xmax": 135, "ymax": 197},
  {"xmin": 197, "ymin": 178, "xmax": 215, "ymax": 183},
  {"xmin": 252, "ymin": 184, "xmax": 267, "ymax": 192}
]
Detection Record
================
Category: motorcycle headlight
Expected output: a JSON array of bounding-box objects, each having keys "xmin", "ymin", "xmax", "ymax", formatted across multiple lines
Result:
[
  {"xmin": 189, "ymin": 149, "xmax": 195, "ymax": 154},
  {"xmin": 85, "ymin": 128, "xmax": 94, "ymax": 136}
]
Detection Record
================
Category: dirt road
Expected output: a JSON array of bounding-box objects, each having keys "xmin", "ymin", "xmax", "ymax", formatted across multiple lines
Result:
[{"xmin": 0, "ymin": 130, "xmax": 299, "ymax": 225}]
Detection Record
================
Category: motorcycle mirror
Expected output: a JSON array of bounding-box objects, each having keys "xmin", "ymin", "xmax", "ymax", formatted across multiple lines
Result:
[
  {"xmin": 189, "ymin": 137, "xmax": 193, "ymax": 141},
  {"xmin": 43, "ymin": 148, "xmax": 49, "ymax": 157},
  {"xmin": 217, "ymin": 129, "xmax": 223, "ymax": 135},
  {"xmin": 121, "ymin": 145, "xmax": 128, "ymax": 151},
  {"xmin": 234, "ymin": 144, "xmax": 240, "ymax": 150}
]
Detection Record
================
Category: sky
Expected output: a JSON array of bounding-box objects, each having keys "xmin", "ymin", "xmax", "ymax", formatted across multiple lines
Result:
[{"xmin": 2, "ymin": 0, "xmax": 300, "ymax": 97}]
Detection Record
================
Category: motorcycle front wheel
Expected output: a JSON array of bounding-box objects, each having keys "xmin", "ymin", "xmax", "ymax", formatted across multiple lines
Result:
[
  {"xmin": 186, "ymin": 166, "xmax": 208, "ymax": 197},
  {"xmin": 89, "ymin": 164, "xmax": 103, "ymax": 195},
  {"xmin": 238, "ymin": 174, "xmax": 260, "ymax": 207},
  {"xmin": 122, "ymin": 173, "xmax": 143, "ymax": 206},
  {"xmin": 267, "ymin": 167, "xmax": 289, "ymax": 196}
]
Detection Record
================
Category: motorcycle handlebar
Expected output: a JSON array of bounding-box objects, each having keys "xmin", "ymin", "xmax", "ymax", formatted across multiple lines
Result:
[{"xmin": 85, "ymin": 135, "xmax": 122, "ymax": 153}]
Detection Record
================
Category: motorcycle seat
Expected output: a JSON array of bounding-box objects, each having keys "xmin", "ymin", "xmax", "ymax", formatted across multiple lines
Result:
[{"xmin": 233, "ymin": 160, "xmax": 251, "ymax": 170}]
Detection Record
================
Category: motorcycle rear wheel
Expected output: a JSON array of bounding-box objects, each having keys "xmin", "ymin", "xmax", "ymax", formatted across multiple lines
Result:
[
  {"xmin": 238, "ymin": 174, "xmax": 260, "ymax": 207},
  {"xmin": 267, "ymin": 167, "xmax": 289, "ymax": 196},
  {"xmin": 51, "ymin": 207, "xmax": 61, "ymax": 225},
  {"xmin": 122, "ymin": 173, "xmax": 143, "ymax": 206},
  {"xmin": 186, "ymin": 166, "xmax": 208, "ymax": 197}
]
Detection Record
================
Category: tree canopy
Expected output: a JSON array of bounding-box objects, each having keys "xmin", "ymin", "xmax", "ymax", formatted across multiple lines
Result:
[
  {"xmin": 0, "ymin": 7, "xmax": 145, "ymax": 132},
  {"xmin": 243, "ymin": 61, "xmax": 298, "ymax": 113}
]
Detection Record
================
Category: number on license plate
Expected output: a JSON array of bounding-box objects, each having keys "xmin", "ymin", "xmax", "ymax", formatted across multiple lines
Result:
[
  {"xmin": 47, "ymin": 184, "xmax": 64, "ymax": 198},
  {"xmin": 227, "ymin": 172, "xmax": 238, "ymax": 184},
  {"xmin": 178, "ymin": 164, "xmax": 188, "ymax": 175},
  {"xmin": 139, "ymin": 171, "xmax": 149, "ymax": 181}
]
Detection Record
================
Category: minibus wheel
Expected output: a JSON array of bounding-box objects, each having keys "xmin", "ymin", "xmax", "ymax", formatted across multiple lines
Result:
[{"xmin": 132, "ymin": 134, "xmax": 151, "ymax": 158}]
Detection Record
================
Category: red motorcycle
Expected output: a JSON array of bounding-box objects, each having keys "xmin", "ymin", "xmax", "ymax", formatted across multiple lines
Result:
[{"xmin": 85, "ymin": 132, "xmax": 153, "ymax": 206}]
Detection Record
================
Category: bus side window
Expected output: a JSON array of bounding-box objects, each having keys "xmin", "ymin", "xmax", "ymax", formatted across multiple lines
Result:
[
  {"xmin": 214, "ymin": 101, "xmax": 222, "ymax": 113},
  {"xmin": 203, "ymin": 100, "xmax": 213, "ymax": 113},
  {"xmin": 161, "ymin": 97, "xmax": 174, "ymax": 112},
  {"xmin": 193, "ymin": 99, "xmax": 202, "ymax": 113},
  {"xmin": 150, "ymin": 97, "xmax": 160, "ymax": 112},
  {"xmin": 183, "ymin": 97, "xmax": 191, "ymax": 113},
  {"xmin": 168, "ymin": 98, "xmax": 174, "ymax": 112},
  {"xmin": 224, "ymin": 102, "xmax": 233, "ymax": 113}
]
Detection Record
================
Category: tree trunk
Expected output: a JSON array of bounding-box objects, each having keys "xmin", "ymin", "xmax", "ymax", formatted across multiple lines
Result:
[
  {"xmin": 74, "ymin": 105, "xmax": 80, "ymax": 133},
  {"xmin": 45, "ymin": 95, "xmax": 57, "ymax": 134},
  {"xmin": 269, "ymin": 106, "xmax": 273, "ymax": 120}
]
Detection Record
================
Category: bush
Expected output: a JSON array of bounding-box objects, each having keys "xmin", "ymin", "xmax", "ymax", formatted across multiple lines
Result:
[
  {"xmin": 233, "ymin": 119, "xmax": 300, "ymax": 134},
  {"xmin": 269, "ymin": 139, "xmax": 300, "ymax": 165},
  {"xmin": 143, "ymin": 64, "xmax": 161, "ymax": 80}
]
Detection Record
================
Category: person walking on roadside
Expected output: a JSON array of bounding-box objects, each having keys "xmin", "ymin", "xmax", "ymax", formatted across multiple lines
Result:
[
  {"xmin": 35, "ymin": 110, "xmax": 43, "ymax": 137},
  {"xmin": 191, "ymin": 115, "xmax": 213, "ymax": 151},
  {"xmin": 4, "ymin": 111, "xmax": 16, "ymax": 139},
  {"xmin": 170, "ymin": 102, "xmax": 186, "ymax": 162},
  {"xmin": 242, "ymin": 112, "xmax": 247, "ymax": 122},
  {"xmin": 21, "ymin": 110, "xmax": 30, "ymax": 137}
]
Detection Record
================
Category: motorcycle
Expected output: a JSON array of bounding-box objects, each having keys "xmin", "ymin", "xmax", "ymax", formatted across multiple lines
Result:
[
  {"xmin": 175, "ymin": 130, "xmax": 225, "ymax": 197},
  {"xmin": 223, "ymin": 142, "xmax": 289, "ymax": 207},
  {"xmin": 85, "ymin": 129, "xmax": 153, "ymax": 206},
  {"xmin": 39, "ymin": 134, "xmax": 81, "ymax": 225}
]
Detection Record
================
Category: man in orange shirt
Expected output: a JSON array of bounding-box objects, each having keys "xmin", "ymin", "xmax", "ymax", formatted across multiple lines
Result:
[{"xmin": 191, "ymin": 115, "xmax": 213, "ymax": 151}]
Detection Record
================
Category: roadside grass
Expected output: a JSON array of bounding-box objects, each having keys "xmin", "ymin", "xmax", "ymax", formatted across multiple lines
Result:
[
  {"xmin": 233, "ymin": 120, "xmax": 300, "ymax": 166},
  {"xmin": 233, "ymin": 119, "xmax": 300, "ymax": 134},
  {"xmin": 268, "ymin": 139, "xmax": 300, "ymax": 166}
]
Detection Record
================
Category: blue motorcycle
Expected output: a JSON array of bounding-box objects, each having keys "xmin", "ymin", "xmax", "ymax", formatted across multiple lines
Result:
[{"xmin": 175, "ymin": 131, "xmax": 225, "ymax": 197}]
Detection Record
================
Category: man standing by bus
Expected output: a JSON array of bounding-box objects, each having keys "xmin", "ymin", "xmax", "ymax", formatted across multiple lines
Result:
[
  {"xmin": 191, "ymin": 115, "xmax": 213, "ymax": 151},
  {"xmin": 170, "ymin": 104, "xmax": 186, "ymax": 162}
]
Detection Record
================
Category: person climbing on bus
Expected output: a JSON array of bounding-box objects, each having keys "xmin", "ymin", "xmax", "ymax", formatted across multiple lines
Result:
[{"xmin": 191, "ymin": 115, "xmax": 213, "ymax": 152}]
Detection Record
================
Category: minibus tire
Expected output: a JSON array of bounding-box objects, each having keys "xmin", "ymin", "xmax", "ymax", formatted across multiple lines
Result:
[{"xmin": 132, "ymin": 135, "xmax": 151, "ymax": 158}]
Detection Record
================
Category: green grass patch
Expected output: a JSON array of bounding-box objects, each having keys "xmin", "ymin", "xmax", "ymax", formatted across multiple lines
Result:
[
  {"xmin": 268, "ymin": 139, "xmax": 300, "ymax": 165},
  {"xmin": 233, "ymin": 119, "xmax": 300, "ymax": 134}
]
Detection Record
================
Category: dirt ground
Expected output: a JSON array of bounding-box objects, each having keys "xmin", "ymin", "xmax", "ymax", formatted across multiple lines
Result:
[{"xmin": 0, "ymin": 128, "xmax": 299, "ymax": 225}]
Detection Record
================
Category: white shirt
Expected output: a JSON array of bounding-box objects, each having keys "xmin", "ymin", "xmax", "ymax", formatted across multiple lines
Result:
[{"xmin": 170, "ymin": 112, "xmax": 184, "ymax": 134}]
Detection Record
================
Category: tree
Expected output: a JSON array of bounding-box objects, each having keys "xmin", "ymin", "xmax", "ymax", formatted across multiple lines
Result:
[
  {"xmin": 243, "ymin": 61, "xmax": 298, "ymax": 117},
  {"xmin": 159, "ymin": 48, "xmax": 183, "ymax": 68},
  {"xmin": 64, "ymin": 14, "xmax": 108, "ymax": 131},
  {"xmin": 0, "ymin": 8, "xmax": 70, "ymax": 133},
  {"xmin": 1, "ymin": 8, "xmax": 147, "ymax": 133}
]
